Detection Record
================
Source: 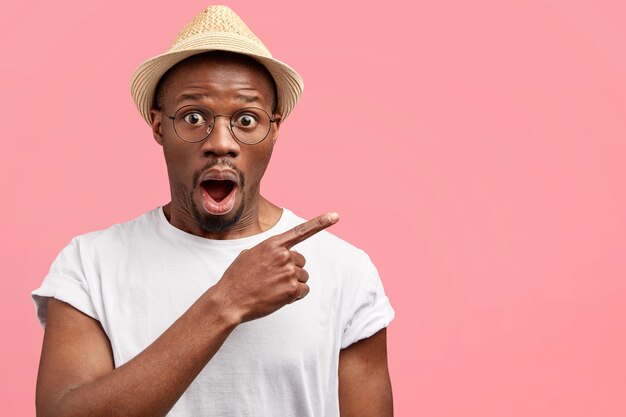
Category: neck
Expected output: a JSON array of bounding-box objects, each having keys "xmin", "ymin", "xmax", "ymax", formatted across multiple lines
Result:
[{"xmin": 162, "ymin": 196, "xmax": 282, "ymax": 240}]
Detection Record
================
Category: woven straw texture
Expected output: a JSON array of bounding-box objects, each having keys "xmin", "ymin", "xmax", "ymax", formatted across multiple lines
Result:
[
  {"xmin": 173, "ymin": 6, "xmax": 265, "ymax": 51},
  {"xmin": 130, "ymin": 5, "xmax": 303, "ymax": 126}
]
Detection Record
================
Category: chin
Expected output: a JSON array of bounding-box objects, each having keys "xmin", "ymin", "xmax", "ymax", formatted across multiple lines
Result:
[{"xmin": 190, "ymin": 197, "xmax": 245, "ymax": 233}]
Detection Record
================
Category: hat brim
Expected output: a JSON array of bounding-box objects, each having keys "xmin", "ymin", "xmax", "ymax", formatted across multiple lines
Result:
[{"xmin": 130, "ymin": 32, "xmax": 303, "ymax": 126}]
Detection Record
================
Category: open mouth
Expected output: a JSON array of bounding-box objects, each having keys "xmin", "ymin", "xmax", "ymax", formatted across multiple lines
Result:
[{"xmin": 200, "ymin": 179, "xmax": 238, "ymax": 215}]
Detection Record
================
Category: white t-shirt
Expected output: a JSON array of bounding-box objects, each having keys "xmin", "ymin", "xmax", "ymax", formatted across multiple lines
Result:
[{"xmin": 32, "ymin": 207, "xmax": 394, "ymax": 416}]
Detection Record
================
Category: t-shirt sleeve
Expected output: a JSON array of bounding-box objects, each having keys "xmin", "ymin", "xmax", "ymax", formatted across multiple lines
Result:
[
  {"xmin": 341, "ymin": 254, "xmax": 395, "ymax": 349},
  {"xmin": 31, "ymin": 238, "xmax": 98, "ymax": 329}
]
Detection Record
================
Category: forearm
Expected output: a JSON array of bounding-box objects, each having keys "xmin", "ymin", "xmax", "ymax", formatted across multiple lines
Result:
[
  {"xmin": 44, "ymin": 289, "xmax": 239, "ymax": 417},
  {"xmin": 39, "ymin": 215, "xmax": 334, "ymax": 417}
]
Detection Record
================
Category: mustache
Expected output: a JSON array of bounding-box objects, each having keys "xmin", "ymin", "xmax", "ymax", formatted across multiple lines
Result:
[{"xmin": 192, "ymin": 159, "xmax": 245, "ymax": 188}]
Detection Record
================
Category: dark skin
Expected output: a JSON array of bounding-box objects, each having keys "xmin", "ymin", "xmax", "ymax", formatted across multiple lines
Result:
[
  {"xmin": 153, "ymin": 54, "xmax": 283, "ymax": 240},
  {"xmin": 35, "ymin": 54, "xmax": 393, "ymax": 417}
]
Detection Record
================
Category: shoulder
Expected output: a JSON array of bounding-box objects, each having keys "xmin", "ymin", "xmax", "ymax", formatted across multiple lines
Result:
[{"xmin": 61, "ymin": 208, "xmax": 161, "ymax": 256}]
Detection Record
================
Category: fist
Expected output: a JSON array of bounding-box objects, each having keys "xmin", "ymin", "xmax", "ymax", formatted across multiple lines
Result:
[{"xmin": 213, "ymin": 212, "xmax": 339, "ymax": 323}]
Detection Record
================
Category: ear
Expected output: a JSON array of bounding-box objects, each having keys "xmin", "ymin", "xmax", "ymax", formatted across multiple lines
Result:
[
  {"xmin": 272, "ymin": 114, "xmax": 282, "ymax": 144},
  {"xmin": 150, "ymin": 109, "xmax": 164, "ymax": 146}
]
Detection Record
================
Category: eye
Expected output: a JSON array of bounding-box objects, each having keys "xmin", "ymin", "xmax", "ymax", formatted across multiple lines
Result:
[
  {"xmin": 182, "ymin": 111, "xmax": 207, "ymax": 126},
  {"xmin": 233, "ymin": 112, "xmax": 259, "ymax": 129}
]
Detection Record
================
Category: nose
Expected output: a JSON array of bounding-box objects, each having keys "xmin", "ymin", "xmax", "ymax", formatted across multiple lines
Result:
[{"xmin": 200, "ymin": 115, "xmax": 240, "ymax": 157}]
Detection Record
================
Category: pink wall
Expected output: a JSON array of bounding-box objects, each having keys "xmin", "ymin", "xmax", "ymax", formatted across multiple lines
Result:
[{"xmin": 2, "ymin": 1, "xmax": 626, "ymax": 415}]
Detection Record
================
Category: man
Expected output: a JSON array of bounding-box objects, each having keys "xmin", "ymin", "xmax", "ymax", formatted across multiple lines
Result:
[{"xmin": 32, "ymin": 5, "xmax": 394, "ymax": 416}]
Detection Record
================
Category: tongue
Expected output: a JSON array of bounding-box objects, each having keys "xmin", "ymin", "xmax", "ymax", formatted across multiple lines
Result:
[{"xmin": 204, "ymin": 180, "xmax": 233, "ymax": 202}]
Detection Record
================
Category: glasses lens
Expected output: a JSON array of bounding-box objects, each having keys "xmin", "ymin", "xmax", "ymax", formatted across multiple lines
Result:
[
  {"xmin": 231, "ymin": 108, "xmax": 272, "ymax": 144},
  {"xmin": 174, "ymin": 106, "xmax": 213, "ymax": 143}
]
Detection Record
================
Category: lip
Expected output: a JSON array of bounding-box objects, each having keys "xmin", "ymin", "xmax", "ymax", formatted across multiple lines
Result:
[
  {"xmin": 197, "ymin": 167, "xmax": 241, "ymax": 216},
  {"xmin": 199, "ymin": 168, "xmax": 241, "ymax": 186}
]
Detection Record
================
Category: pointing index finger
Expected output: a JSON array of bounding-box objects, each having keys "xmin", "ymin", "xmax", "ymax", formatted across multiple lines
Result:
[{"xmin": 276, "ymin": 212, "xmax": 340, "ymax": 248}]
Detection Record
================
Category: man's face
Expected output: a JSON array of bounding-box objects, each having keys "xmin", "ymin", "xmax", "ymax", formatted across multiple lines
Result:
[{"xmin": 150, "ymin": 54, "xmax": 280, "ymax": 236}]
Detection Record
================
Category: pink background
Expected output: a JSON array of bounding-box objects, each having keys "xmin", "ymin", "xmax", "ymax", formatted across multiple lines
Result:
[{"xmin": 2, "ymin": 0, "xmax": 626, "ymax": 415}]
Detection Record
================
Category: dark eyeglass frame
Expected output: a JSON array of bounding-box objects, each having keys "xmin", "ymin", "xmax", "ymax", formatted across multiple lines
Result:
[{"xmin": 160, "ymin": 105, "xmax": 277, "ymax": 145}]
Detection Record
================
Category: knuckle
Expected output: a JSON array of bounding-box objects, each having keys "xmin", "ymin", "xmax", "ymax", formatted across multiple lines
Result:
[
  {"xmin": 294, "ymin": 223, "xmax": 307, "ymax": 237},
  {"xmin": 317, "ymin": 215, "xmax": 326, "ymax": 228},
  {"xmin": 265, "ymin": 237, "xmax": 279, "ymax": 248},
  {"xmin": 278, "ymin": 249, "xmax": 291, "ymax": 263},
  {"xmin": 287, "ymin": 280, "xmax": 299, "ymax": 296}
]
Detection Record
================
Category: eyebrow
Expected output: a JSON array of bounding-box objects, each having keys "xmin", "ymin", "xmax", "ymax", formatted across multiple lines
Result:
[
  {"xmin": 236, "ymin": 94, "xmax": 261, "ymax": 104},
  {"xmin": 175, "ymin": 93, "xmax": 262, "ymax": 105},
  {"xmin": 176, "ymin": 93, "xmax": 209, "ymax": 103}
]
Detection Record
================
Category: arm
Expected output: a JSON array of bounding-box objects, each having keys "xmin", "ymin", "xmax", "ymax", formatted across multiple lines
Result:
[
  {"xmin": 36, "ymin": 290, "xmax": 239, "ymax": 417},
  {"xmin": 338, "ymin": 328, "xmax": 393, "ymax": 417},
  {"xmin": 36, "ymin": 213, "xmax": 338, "ymax": 417}
]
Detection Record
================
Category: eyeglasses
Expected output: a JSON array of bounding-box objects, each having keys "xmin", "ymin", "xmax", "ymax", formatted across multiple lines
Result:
[{"xmin": 160, "ymin": 105, "xmax": 277, "ymax": 145}]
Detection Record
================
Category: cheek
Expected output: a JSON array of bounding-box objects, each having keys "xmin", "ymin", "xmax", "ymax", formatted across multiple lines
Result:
[
  {"xmin": 162, "ymin": 143, "xmax": 197, "ymax": 184},
  {"xmin": 243, "ymin": 145, "xmax": 274, "ymax": 182}
]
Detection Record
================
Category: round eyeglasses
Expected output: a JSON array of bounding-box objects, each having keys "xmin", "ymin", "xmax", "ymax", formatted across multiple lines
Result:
[{"xmin": 160, "ymin": 105, "xmax": 277, "ymax": 145}]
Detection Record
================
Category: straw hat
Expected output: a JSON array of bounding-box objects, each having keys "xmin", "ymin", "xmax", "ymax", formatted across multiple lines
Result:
[{"xmin": 130, "ymin": 5, "xmax": 304, "ymax": 126}]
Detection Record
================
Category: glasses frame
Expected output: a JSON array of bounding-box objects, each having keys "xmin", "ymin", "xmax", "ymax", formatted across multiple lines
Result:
[{"xmin": 160, "ymin": 105, "xmax": 277, "ymax": 145}]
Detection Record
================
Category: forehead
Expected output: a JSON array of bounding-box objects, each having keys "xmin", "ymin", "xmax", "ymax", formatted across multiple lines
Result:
[{"xmin": 157, "ymin": 53, "xmax": 276, "ymax": 107}]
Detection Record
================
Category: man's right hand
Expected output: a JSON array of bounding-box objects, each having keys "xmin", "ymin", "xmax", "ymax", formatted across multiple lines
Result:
[
  {"xmin": 214, "ymin": 212, "xmax": 340, "ymax": 323},
  {"xmin": 36, "ymin": 212, "xmax": 339, "ymax": 417}
]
